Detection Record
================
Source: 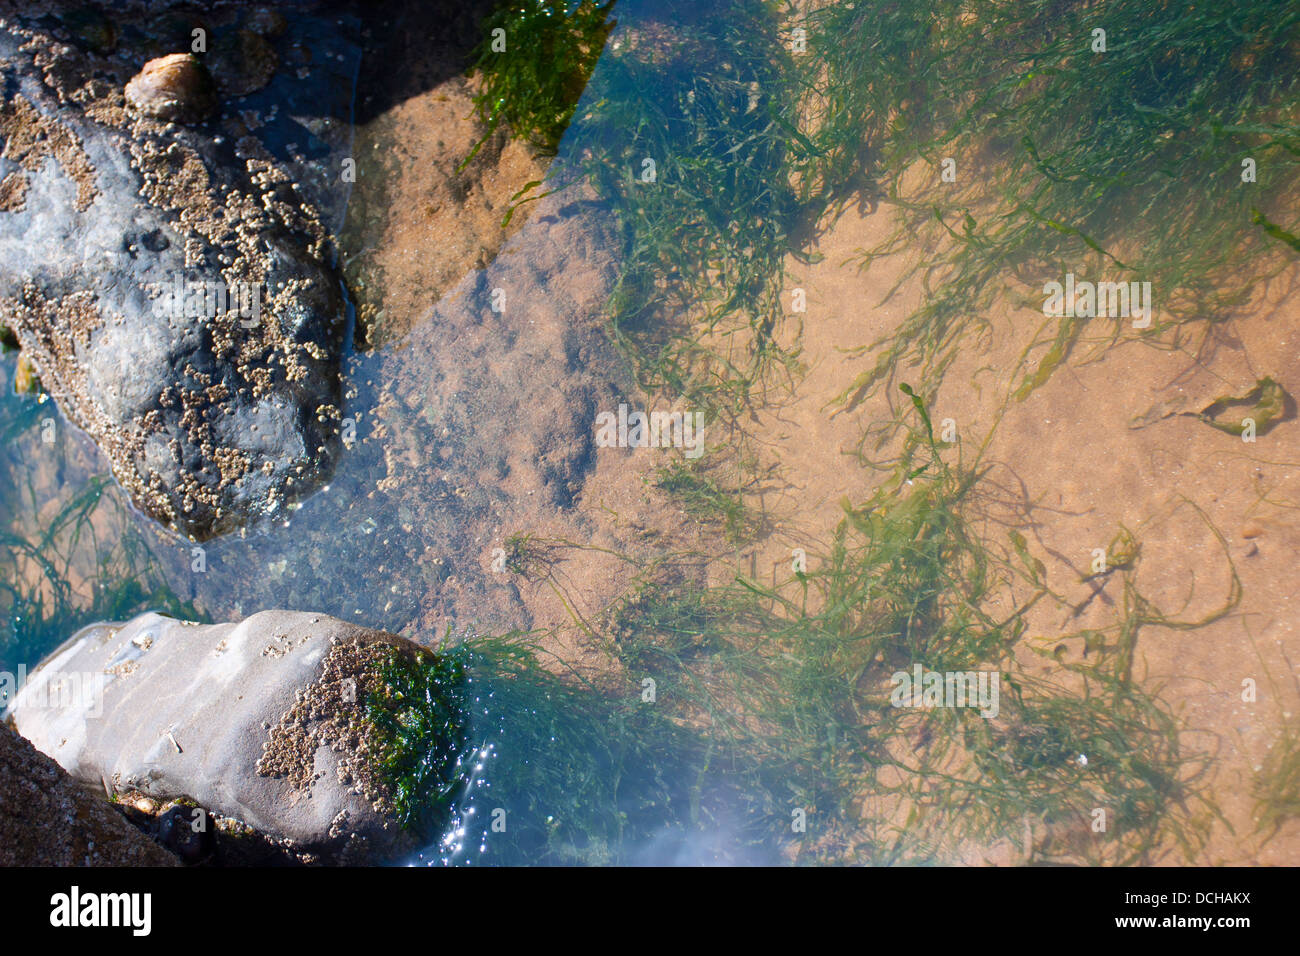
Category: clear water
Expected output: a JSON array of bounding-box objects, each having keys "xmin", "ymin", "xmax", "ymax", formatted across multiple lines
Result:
[
  {"xmin": 5, "ymin": 0, "xmax": 1299, "ymax": 867},
  {"xmin": 0, "ymin": 3, "xmax": 751, "ymax": 866}
]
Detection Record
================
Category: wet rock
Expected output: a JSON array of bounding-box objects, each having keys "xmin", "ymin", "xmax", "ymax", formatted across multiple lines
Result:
[
  {"xmin": 207, "ymin": 28, "xmax": 277, "ymax": 98},
  {"xmin": 7, "ymin": 610, "xmax": 446, "ymax": 865},
  {"xmin": 0, "ymin": 722, "xmax": 178, "ymax": 866},
  {"xmin": 59, "ymin": 6, "xmax": 118, "ymax": 54},
  {"xmin": 124, "ymin": 53, "xmax": 217, "ymax": 124},
  {"xmin": 0, "ymin": 11, "xmax": 358, "ymax": 540},
  {"xmin": 134, "ymin": 10, "xmax": 210, "ymax": 60},
  {"xmin": 153, "ymin": 799, "xmax": 214, "ymax": 863}
]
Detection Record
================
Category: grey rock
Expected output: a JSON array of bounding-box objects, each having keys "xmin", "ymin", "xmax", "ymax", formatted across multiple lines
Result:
[
  {"xmin": 0, "ymin": 8, "xmax": 357, "ymax": 540},
  {"xmin": 8, "ymin": 610, "xmax": 433, "ymax": 864}
]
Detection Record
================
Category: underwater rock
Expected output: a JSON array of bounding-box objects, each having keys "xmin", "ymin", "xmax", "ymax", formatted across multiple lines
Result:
[
  {"xmin": 7, "ymin": 610, "xmax": 445, "ymax": 865},
  {"xmin": 326, "ymin": 185, "xmax": 626, "ymax": 634},
  {"xmin": 207, "ymin": 28, "xmax": 277, "ymax": 98},
  {"xmin": 0, "ymin": 722, "xmax": 178, "ymax": 866},
  {"xmin": 124, "ymin": 53, "xmax": 217, "ymax": 124},
  {"xmin": 0, "ymin": 11, "xmax": 357, "ymax": 540}
]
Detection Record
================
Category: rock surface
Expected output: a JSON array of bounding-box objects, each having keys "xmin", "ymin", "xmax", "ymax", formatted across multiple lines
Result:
[
  {"xmin": 248, "ymin": 185, "xmax": 626, "ymax": 635},
  {"xmin": 0, "ymin": 721, "xmax": 178, "ymax": 865},
  {"xmin": 8, "ymin": 610, "xmax": 438, "ymax": 865},
  {"xmin": 0, "ymin": 5, "xmax": 357, "ymax": 540}
]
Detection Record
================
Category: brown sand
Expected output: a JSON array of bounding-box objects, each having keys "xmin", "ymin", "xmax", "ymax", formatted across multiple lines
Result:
[
  {"xmin": 334, "ymin": 9, "xmax": 1300, "ymax": 860},
  {"xmin": 339, "ymin": 0, "xmax": 550, "ymax": 349},
  {"xmin": 341, "ymin": 75, "xmax": 548, "ymax": 349},
  {"xmin": 737, "ymin": 195, "xmax": 1300, "ymax": 864}
]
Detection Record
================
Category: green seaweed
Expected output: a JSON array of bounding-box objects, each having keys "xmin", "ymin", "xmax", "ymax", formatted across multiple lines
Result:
[
  {"xmin": 470, "ymin": 0, "xmax": 806, "ymax": 422},
  {"xmin": 653, "ymin": 456, "xmax": 763, "ymax": 544},
  {"xmin": 817, "ymin": 0, "xmax": 1300, "ymax": 436},
  {"xmin": 0, "ymin": 472, "xmax": 206, "ymax": 675},
  {"xmin": 378, "ymin": 631, "xmax": 778, "ymax": 865},
  {"xmin": 1255, "ymin": 715, "xmax": 1300, "ymax": 837},
  {"xmin": 0, "ymin": 369, "xmax": 204, "ymax": 673},
  {"xmin": 365, "ymin": 645, "xmax": 472, "ymax": 838},
  {"xmin": 444, "ymin": 390, "xmax": 1232, "ymax": 864},
  {"xmin": 1197, "ymin": 376, "xmax": 1292, "ymax": 436},
  {"xmin": 463, "ymin": 0, "xmax": 616, "ymax": 163}
]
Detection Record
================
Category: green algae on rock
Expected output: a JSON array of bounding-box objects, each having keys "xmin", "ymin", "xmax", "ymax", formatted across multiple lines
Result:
[
  {"xmin": 362, "ymin": 645, "xmax": 470, "ymax": 838},
  {"xmin": 7, "ymin": 611, "xmax": 463, "ymax": 864}
]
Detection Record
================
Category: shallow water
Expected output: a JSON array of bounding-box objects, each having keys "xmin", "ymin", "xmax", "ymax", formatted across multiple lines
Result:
[
  {"xmin": 0, "ymin": 2, "xmax": 716, "ymax": 865},
  {"xmin": 4, "ymin": 0, "xmax": 1300, "ymax": 866}
]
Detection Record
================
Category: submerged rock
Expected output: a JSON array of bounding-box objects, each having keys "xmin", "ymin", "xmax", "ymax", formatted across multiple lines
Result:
[
  {"xmin": 0, "ymin": 11, "xmax": 355, "ymax": 539},
  {"xmin": 207, "ymin": 28, "xmax": 277, "ymax": 98},
  {"xmin": 7, "ymin": 610, "xmax": 457, "ymax": 865},
  {"xmin": 243, "ymin": 7, "xmax": 288, "ymax": 39}
]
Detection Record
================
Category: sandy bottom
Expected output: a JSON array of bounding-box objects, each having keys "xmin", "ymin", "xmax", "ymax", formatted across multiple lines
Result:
[
  {"xmin": 222, "ymin": 4, "xmax": 1300, "ymax": 862},
  {"xmin": 428, "ymin": 179, "xmax": 1298, "ymax": 862},
  {"xmin": 709, "ymin": 197, "xmax": 1300, "ymax": 864},
  {"xmin": 352, "ymin": 63, "xmax": 1300, "ymax": 857},
  {"xmin": 339, "ymin": 2, "xmax": 550, "ymax": 349}
]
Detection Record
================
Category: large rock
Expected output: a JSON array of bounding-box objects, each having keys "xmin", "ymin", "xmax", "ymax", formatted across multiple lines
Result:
[
  {"xmin": 7, "ymin": 611, "xmax": 452, "ymax": 864},
  {"xmin": 0, "ymin": 721, "xmax": 178, "ymax": 865},
  {"xmin": 0, "ymin": 6, "xmax": 357, "ymax": 539},
  {"xmin": 159, "ymin": 184, "xmax": 628, "ymax": 638}
]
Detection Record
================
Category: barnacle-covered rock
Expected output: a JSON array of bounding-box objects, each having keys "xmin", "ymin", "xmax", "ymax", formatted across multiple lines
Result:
[
  {"xmin": 8, "ymin": 611, "xmax": 455, "ymax": 865},
  {"xmin": 0, "ymin": 12, "xmax": 359, "ymax": 540}
]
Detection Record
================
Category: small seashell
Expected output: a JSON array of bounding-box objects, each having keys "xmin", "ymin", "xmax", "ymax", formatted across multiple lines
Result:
[{"xmin": 124, "ymin": 53, "xmax": 217, "ymax": 125}]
